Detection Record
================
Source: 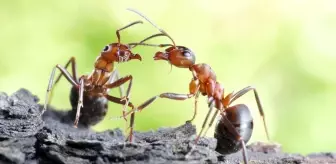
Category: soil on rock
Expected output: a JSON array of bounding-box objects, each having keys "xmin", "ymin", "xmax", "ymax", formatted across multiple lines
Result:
[{"xmin": 0, "ymin": 89, "xmax": 335, "ymax": 164}]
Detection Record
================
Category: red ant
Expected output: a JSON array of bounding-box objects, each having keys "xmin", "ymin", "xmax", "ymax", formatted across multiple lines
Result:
[
  {"xmin": 41, "ymin": 20, "xmax": 144, "ymax": 131},
  {"xmin": 123, "ymin": 9, "xmax": 271, "ymax": 163}
]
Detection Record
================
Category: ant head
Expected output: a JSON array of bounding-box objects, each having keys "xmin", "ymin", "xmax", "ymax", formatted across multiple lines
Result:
[
  {"xmin": 127, "ymin": 9, "xmax": 196, "ymax": 68},
  {"xmin": 101, "ymin": 43, "xmax": 142, "ymax": 63},
  {"xmin": 154, "ymin": 46, "xmax": 195, "ymax": 68}
]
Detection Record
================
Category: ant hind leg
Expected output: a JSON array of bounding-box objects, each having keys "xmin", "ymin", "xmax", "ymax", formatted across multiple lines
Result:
[
  {"xmin": 42, "ymin": 64, "xmax": 78, "ymax": 115},
  {"xmin": 219, "ymin": 111, "xmax": 249, "ymax": 164},
  {"xmin": 229, "ymin": 86, "xmax": 270, "ymax": 141}
]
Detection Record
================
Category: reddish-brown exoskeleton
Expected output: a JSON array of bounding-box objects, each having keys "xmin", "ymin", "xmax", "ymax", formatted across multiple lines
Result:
[
  {"xmin": 123, "ymin": 9, "xmax": 271, "ymax": 164},
  {"xmin": 42, "ymin": 21, "xmax": 144, "ymax": 134}
]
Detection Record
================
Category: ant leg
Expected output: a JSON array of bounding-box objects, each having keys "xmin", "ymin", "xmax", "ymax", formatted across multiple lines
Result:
[
  {"xmin": 42, "ymin": 65, "xmax": 78, "ymax": 115},
  {"xmin": 48, "ymin": 57, "xmax": 78, "ymax": 110},
  {"xmin": 104, "ymin": 94, "xmax": 135, "ymax": 109},
  {"xmin": 73, "ymin": 78, "xmax": 84, "ymax": 128},
  {"xmin": 121, "ymin": 92, "xmax": 197, "ymax": 119},
  {"xmin": 116, "ymin": 20, "xmax": 143, "ymax": 44},
  {"xmin": 106, "ymin": 70, "xmax": 125, "ymax": 97},
  {"xmin": 186, "ymin": 91, "xmax": 200, "ymax": 123},
  {"xmin": 121, "ymin": 79, "xmax": 199, "ymax": 119},
  {"xmin": 107, "ymin": 70, "xmax": 129, "ymax": 132},
  {"xmin": 194, "ymin": 99, "xmax": 215, "ymax": 143},
  {"xmin": 229, "ymin": 86, "xmax": 270, "ymax": 141},
  {"xmin": 113, "ymin": 92, "xmax": 197, "ymax": 142},
  {"xmin": 219, "ymin": 111, "xmax": 248, "ymax": 164},
  {"xmin": 127, "ymin": 112, "xmax": 135, "ymax": 143},
  {"xmin": 54, "ymin": 57, "xmax": 78, "ymax": 84},
  {"xmin": 202, "ymin": 109, "xmax": 219, "ymax": 137},
  {"xmin": 104, "ymin": 75, "xmax": 133, "ymax": 120},
  {"xmin": 201, "ymin": 92, "xmax": 235, "ymax": 136},
  {"xmin": 103, "ymin": 93, "xmax": 137, "ymax": 143}
]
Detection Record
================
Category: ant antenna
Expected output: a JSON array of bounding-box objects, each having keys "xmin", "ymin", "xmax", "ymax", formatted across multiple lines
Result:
[
  {"xmin": 116, "ymin": 20, "xmax": 143, "ymax": 44},
  {"xmin": 127, "ymin": 8, "xmax": 176, "ymax": 47},
  {"xmin": 128, "ymin": 33, "xmax": 173, "ymax": 48},
  {"xmin": 129, "ymin": 42, "xmax": 172, "ymax": 49}
]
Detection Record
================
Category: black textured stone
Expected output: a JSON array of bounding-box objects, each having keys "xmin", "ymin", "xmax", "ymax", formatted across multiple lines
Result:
[{"xmin": 0, "ymin": 89, "xmax": 335, "ymax": 164}]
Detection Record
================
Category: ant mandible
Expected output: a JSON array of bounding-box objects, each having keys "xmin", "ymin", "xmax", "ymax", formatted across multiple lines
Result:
[
  {"xmin": 41, "ymin": 20, "xmax": 144, "ymax": 129},
  {"xmin": 123, "ymin": 9, "xmax": 271, "ymax": 163}
]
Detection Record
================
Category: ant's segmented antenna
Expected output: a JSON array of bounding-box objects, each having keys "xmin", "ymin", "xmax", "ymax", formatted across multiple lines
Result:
[
  {"xmin": 137, "ymin": 33, "xmax": 170, "ymax": 45},
  {"xmin": 116, "ymin": 20, "xmax": 143, "ymax": 44},
  {"xmin": 129, "ymin": 33, "xmax": 173, "ymax": 48},
  {"xmin": 127, "ymin": 8, "xmax": 176, "ymax": 47}
]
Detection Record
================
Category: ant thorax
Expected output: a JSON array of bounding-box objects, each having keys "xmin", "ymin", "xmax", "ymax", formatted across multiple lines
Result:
[
  {"xmin": 191, "ymin": 63, "xmax": 217, "ymax": 83},
  {"xmin": 94, "ymin": 56, "xmax": 115, "ymax": 72},
  {"xmin": 87, "ymin": 69, "xmax": 113, "ymax": 87}
]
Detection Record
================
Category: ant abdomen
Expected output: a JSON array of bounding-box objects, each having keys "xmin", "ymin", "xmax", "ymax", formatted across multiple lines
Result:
[
  {"xmin": 70, "ymin": 86, "xmax": 108, "ymax": 127},
  {"xmin": 214, "ymin": 104, "xmax": 253, "ymax": 154}
]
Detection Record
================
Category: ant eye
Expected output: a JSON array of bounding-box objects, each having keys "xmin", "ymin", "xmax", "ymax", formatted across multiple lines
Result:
[
  {"xmin": 183, "ymin": 52, "xmax": 191, "ymax": 57},
  {"xmin": 102, "ymin": 45, "xmax": 111, "ymax": 52}
]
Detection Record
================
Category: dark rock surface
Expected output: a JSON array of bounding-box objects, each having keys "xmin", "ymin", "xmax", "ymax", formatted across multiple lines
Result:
[{"xmin": 0, "ymin": 89, "xmax": 335, "ymax": 164}]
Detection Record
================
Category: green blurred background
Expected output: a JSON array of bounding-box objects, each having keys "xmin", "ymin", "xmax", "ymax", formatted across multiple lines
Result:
[{"xmin": 1, "ymin": 0, "xmax": 335, "ymax": 154}]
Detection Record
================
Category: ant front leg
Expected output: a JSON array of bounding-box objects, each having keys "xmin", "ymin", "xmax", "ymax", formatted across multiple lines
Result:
[
  {"xmin": 104, "ymin": 75, "xmax": 133, "ymax": 120},
  {"xmin": 186, "ymin": 91, "xmax": 200, "ymax": 123},
  {"xmin": 42, "ymin": 64, "xmax": 78, "ymax": 115},
  {"xmin": 106, "ymin": 70, "xmax": 125, "ymax": 98},
  {"xmin": 104, "ymin": 94, "xmax": 135, "ymax": 109},
  {"xmin": 122, "ymin": 78, "xmax": 200, "ymax": 121},
  {"xmin": 104, "ymin": 94, "xmax": 136, "ymax": 143},
  {"xmin": 127, "ymin": 112, "xmax": 136, "ymax": 142},
  {"xmin": 229, "ymin": 86, "xmax": 270, "ymax": 141},
  {"xmin": 120, "ymin": 91, "xmax": 198, "ymax": 143},
  {"xmin": 121, "ymin": 91, "xmax": 198, "ymax": 119}
]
